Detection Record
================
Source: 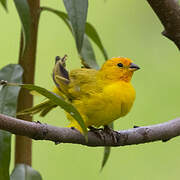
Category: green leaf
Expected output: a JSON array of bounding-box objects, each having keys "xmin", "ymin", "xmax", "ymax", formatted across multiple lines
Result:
[
  {"xmin": 10, "ymin": 164, "xmax": 42, "ymax": 180},
  {"xmin": 0, "ymin": 64, "xmax": 23, "ymax": 180},
  {"xmin": 0, "ymin": 0, "xmax": 7, "ymax": 11},
  {"xmin": 86, "ymin": 23, "xmax": 108, "ymax": 60},
  {"xmin": 41, "ymin": 6, "xmax": 110, "ymax": 166},
  {"xmin": 101, "ymin": 123, "xmax": 113, "ymax": 170},
  {"xmin": 0, "ymin": 65, "xmax": 23, "ymax": 116},
  {"xmin": 13, "ymin": 0, "xmax": 31, "ymax": 53},
  {"xmin": 41, "ymin": 7, "xmax": 104, "ymax": 68},
  {"xmin": 63, "ymin": 0, "xmax": 88, "ymax": 53},
  {"xmin": 3, "ymin": 82, "xmax": 87, "ymax": 136},
  {"xmin": 101, "ymin": 146, "xmax": 111, "ymax": 171},
  {"xmin": 80, "ymin": 35, "xmax": 99, "ymax": 69}
]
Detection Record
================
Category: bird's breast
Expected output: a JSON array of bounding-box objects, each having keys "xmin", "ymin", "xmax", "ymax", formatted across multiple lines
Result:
[
  {"xmin": 102, "ymin": 81, "xmax": 136, "ymax": 120},
  {"xmin": 72, "ymin": 81, "xmax": 136, "ymax": 127}
]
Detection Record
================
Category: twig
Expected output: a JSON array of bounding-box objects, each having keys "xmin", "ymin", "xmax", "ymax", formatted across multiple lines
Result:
[
  {"xmin": 0, "ymin": 114, "xmax": 180, "ymax": 146},
  {"xmin": 146, "ymin": 0, "xmax": 180, "ymax": 50}
]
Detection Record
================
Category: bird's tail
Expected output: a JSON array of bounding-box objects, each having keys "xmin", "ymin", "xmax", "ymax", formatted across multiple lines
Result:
[
  {"xmin": 17, "ymin": 55, "xmax": 70, "ymax": 117},
  {"xmin": 52, "ymin": 55, "xmax": 70, "ymax": 98},
  {"xmin": 17, "ymin": 100, "xmax": 57, "ymax": 117}
]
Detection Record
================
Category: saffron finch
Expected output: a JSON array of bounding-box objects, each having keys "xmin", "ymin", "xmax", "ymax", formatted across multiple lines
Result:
[{"xmin": 20, "ymin": 56, "xmax": 140, "ymax": 133}]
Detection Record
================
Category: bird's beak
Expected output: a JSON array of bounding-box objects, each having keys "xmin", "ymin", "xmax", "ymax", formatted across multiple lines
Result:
[{"xmin": 129, "ymin": 63, "xmax": 140, "ymax": 71}]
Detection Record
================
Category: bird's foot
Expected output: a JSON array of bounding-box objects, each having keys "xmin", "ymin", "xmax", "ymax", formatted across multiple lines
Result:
[
  {"xmin": 35, "ymin": 120, "xmax": 42, "ymax": 124},
  {"xmin": 103, "ymin": 125, "xmax": 118, "ymax": 144},
  {"xmin": 88, "ymin": 126, "xmax": 118, "ymax": 144},
  {"xmin": 88, "ymin": 126, "xmax": 104, "ymax": 140},
  {"xmin": 88, "ymin": 126, "xmax": 103, "ymax": 131}
]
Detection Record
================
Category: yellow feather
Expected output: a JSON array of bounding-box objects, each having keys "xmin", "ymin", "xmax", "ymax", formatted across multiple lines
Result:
[
  {"xmin": 21, "ymin": 57, "xmax": 139, "ymax": 133},
  {"xmin": 29, "ymin": 90, "xmax": 42, "ymax": 96},
  {"xmin": 53, "ymin": 57, "xmax": 139, "ymax": 132}
]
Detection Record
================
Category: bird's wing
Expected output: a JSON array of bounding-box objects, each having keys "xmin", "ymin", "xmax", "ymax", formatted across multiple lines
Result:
[
  {"xmin": 68, "ymin": 68, "xmax": 101, "ymax": 100},
  {"xmin": 52, "ymin": 56, "xmax": 101, "ymax": 101}
]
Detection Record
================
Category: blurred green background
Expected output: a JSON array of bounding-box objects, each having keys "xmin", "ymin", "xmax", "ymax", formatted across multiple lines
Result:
[{"xmin": 0, "ymin": 0, "xmax": 180, "ymax": 179}]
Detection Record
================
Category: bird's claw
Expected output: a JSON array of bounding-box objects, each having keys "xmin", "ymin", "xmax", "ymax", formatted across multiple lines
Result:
[
  {"xmin": 88, "ymin": 126, "xmax": 118, "ymax": 144},
  {"xmin": 35, "ymin": 120, "xmax": 42, "ymax": 124},
  {"xmin": 88, "ymin": 126, "xmax": 103, "ymax": 131},
  {"xmin": 88, "ymin": 126, "xmax": 104, "ymax": 140},
  {"xmin": 104, "ymin": 125, "xmax": 118, "ymax": 144}
]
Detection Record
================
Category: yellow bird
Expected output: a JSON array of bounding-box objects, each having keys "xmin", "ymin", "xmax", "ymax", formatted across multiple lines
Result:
[
  {"xmin": 22, "ymin": 56, "xmax": 140, "ymax": 133},
  {"xmin": 53, "ymin": 56, "xmax": 139, "ymax": 132}
]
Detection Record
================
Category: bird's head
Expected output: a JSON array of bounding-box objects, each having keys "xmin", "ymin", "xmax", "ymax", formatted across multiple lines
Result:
[{"xmin": 99, "ymin": 57, "xmax": 140, "ymax": 82}]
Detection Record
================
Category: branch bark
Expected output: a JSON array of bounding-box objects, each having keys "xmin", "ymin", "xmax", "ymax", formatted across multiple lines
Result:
[
  {"xmin": 146, "ymin": 0, "xmax": 180, "ymax": 50},
  {"xmin": 0, "ymin": 114, "xmax": 180, "ymax": 147}
]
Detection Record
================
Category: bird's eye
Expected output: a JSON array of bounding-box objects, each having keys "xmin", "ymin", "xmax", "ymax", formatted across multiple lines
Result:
[{"xmin": 117, "ymin": 63, "xmax": 123, "ymax": 67}]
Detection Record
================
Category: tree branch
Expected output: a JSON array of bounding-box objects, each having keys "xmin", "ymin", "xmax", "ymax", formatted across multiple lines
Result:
[
  {"xmin": 0, "ymin": 114, "xmax": 180, "ymax": 146},
  {"xmin": 146, "ymin": 0, "xmax": 180, "ymax": 50}
]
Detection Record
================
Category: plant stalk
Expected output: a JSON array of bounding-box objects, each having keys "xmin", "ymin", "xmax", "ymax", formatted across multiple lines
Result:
[{"xmin": 15, "ymin": 0, "xmax": 40, "ymax": 166}]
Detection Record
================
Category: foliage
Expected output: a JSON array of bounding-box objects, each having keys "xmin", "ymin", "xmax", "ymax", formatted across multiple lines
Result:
[
  {"xmin": 0, "ymin": 64, "xmax": 23, "ymax": 180},
  {"xmin": 11, "ymin": 164, "xmax": 42, "ymax": 180},
  {"xmin": 0, "ymin": 0, "xmax": 7, "ymax": 11},
  {"xmin": 0, "ymin": 0, "xmax": 111, "ymax": 178},
  {"xmin": 4, "ymin": 82, "xmax": 88, "ymax": 136},
  {"xmin": 14, "ymin": 0, "xmax": 31, "ymax": 53}
]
